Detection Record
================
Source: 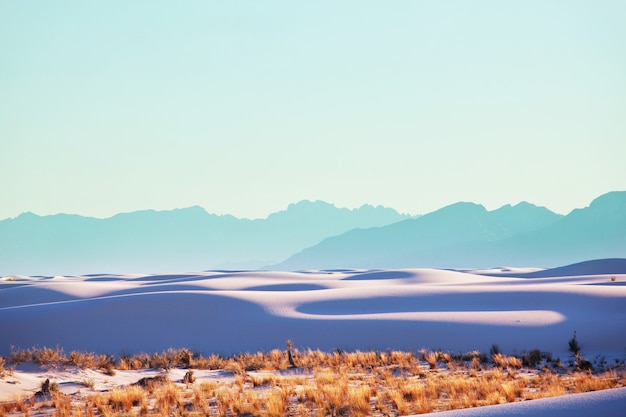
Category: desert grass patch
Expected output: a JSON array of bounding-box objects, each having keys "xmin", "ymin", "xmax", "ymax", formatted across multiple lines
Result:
[
  {"xmin": 7, "ymin": 345, "xmax": 626, "ymax": 416},
  {"xmin": 108, "ymin": 385, "xmax": 146, "ymax": 411},
  {"xmin": 492, "ymin": 353, "xmax": 523, "ymax": 370},
  {"xmin": 419, "ymin": 349, "xmax": 441, "ymax": 370},
  {"xmin": 0, "ymin": 357, "xmax": 13, "ymax": 378},
  {"xmin": 10, "ymin": 367, "xmax": 626, "ymax": 416}
]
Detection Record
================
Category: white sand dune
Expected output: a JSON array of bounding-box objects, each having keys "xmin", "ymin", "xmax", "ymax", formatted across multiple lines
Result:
[
  {"xmin": 417, "ymin": 386, "xmax": 626, "ymax": 417},
  {"xmin": 2, "ymin": 263, "xmax": 626, "ymax": 414},
  {"xmin": 2, "ymin": 264, "xmax": 625, "ymax": 359}
]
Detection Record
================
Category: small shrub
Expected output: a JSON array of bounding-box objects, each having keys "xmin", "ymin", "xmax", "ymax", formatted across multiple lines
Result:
[
  {"xmin": 507, "ymin": 356, "xmax": 522, "ymax": 369},
  {"xmin": 250, "ymin": 373, "xmax": 278, "ymax": 387},
  {"xmin": 81, "ymin": 378, "xmax": 96, "ymax": 389},
  {"xmin": 41, "ymin": 378, "xmax": 59, "ymax": 393},
  {"xmin": 194, "ymin": 353, "xmax": 225, "ymax": 370},
  {"xmin": 523, "ymin": 349, "xmax": 542, "ymax": 368},
  {"xmin": 109, "ymin": 386, "xmax": 145, "ymax": 411},
  {"xmin": 492, "ymin": 353, "xmax": 522, "ymax": 369},
  {"xmin": 68, "ymin": 351, "xmax": 97, "ymax": 368},
  {"xmin": 32, "ymin": 346, "xmax": 66, "ymax": 366},
  {"xmin": 133, "ymin": 375, "xmax": 169, "ymax": 390},
  {"xmin": 419, "ymin": 349, "xmax": 438, "ymax": 369},
  {"xmin": 0, "ymin": 357, "xmax": 10, "ymax": 378},
  {"xmin": 471, "ymin": 357, "xmax": 482, "ymax": 371},
  {"xmin": 578, "ymin": 359, "xmax": 594, "ymax": 372},
  {"xmin": 97, "ymin": 354, "xmax": 116, "ymax": 375},
  {"xmin": 224, "ymin": 359, "xmax": 244, "ymax": 375},
  {"xmin": 568, "ymin": 331, "xmax": 581, "ymax": 357},
  {"xmin": 347, "ymin": 386, "xmax": 372, "ymax": 417},
  {"xmin": 183, "ymin": 370, "xmax": 195, "ymax": 385},
  {"xmin": 264, "ymin": 389, "xmax": 288, "ymax": 417},
  {"xmin": 179, "ymin": 349, "xmax": 193, "ymax": 369}
]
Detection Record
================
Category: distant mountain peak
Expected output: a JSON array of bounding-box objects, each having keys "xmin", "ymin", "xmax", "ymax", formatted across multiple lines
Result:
[
  {"xmin": 428, "ymin": 201, "xmax": 487, "ymax": 216},
  {"xmin": 286, "ymin": 200, "xmax": 335, "ymax": 210},
  {"xmin": 589, "ymin": 191, "xmax": 626, "ymax": 208},
  {"xmin": 511, "ymin": 201, "xmax": 535, "ymax": 208},
  {"xmin": 16, "ymin": 211, "xmax": 40, "ymax": 219},
  {"xmin": 289, "ymin": 199, "xmax": 326, "ymax": 206},
  {"xmin": 491, "ymin": 201, "xmax": 554, "ymax": 213}
]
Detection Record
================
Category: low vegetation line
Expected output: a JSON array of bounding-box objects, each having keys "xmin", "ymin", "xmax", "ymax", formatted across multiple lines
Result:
[{"xmin": 1, "ymin": 341, "xmax": 625, "ymax": 417}]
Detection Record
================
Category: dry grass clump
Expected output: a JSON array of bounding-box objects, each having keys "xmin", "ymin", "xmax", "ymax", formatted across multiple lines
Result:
[
  {"xmin": 80, "ymin": 377, "xmax": 96, "ymax": 389},
  {"xmin": 8, "ymin": 346, "xmax": 116, "ymax": 374},
  {"xmin": 492, "ymin": 353, "xmax": 523, "ymax": 369},
  {"xmin": 0, "ymin": 396, "xmax": 26, "ymax": 417},
  {"xmin": 109, "ymin": 385, "xmax": 146, "ymax": 412},
  {"xmin": 573, "ymin": 370, "xmax": 619, "ymax": 392},
  {"xmin": 250, "ymin": 373, "xmax": 279, "ymax": 387},
  {"xmin": 420, "ymin": 349, "xmax": 440, "ymax": 369},
  {"xmin": 0, "ymin": 357, "xmax": 12, "ymax": 378}
]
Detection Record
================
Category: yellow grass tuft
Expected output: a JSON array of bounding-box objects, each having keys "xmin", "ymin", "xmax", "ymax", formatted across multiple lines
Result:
[{"xmin": 108, "ymin": 385, "xmax": 145, "ymax": 412}]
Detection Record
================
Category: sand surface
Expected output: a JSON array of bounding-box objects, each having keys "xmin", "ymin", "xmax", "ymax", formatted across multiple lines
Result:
[
  {"xmin": 418, "ymin": 386, "xmax": 626, "ymax": 417},
  {"xmin": 2, "ymin": 265, "xmax": 625, "ymax": 358},
  {"xmin": 2, "ymin": 261, "xmax": 626, "ymax": 414}
]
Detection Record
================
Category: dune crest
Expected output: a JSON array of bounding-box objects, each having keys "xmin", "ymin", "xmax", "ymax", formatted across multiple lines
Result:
[{"xmin": 2, "ymin": 261, "xmax": 625, "ymax": 357}]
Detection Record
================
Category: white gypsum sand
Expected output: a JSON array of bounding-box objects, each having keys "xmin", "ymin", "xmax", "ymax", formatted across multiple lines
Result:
[
  {"xmin": 1, "ymin": 264, "xmax": 625, "ymax": 358},
  {"xmin": 1, "ymin": 261, "xmax": 625, "ymax": 415},
  {"xmin": 417, "ymin": 386, "xmax": 626, "ymax": 417}
]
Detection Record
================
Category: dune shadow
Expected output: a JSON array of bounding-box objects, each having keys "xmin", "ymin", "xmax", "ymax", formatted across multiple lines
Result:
[
  {"xmin": 98, "ymin": 284, "xmax": 218, "ymax": 297},
  {"xmin": 0, "ymin": 283, "xmax": 30, "ymax": 290},
  {"xmin": 134, "ymin": 273, "xmax": 239, "ymax": 286},
  {"xmin": 244, "ymin": 283, "xmax": 328, "ymax": 292},
  {"xmin": 296, "ymin": 290, "xmax": 622, "ymax": 316},
  {"xmin": 0, "ymin": 285, "xmax": 83, "ymax": 308},
  {"xmin": 0, "ymin": 292, "xmax": 272, "ymax": 356},
  {"xmin": 342, "ymin": 270, "xmax": 414, "ymax": 281},
  {"xmin": 2, "ymin": 289, "xmax": 623, "ymax": 357},
  {"xmin": 131, "ymin": 274, "xmax": 207, "ymax": 282},
  {"xmin": 480, "ymin": 258, "xmax": 626, "ymax": 278},
  {"xmin": 83, "ymin": 273, "xmax": 124, "ymax": 277},
  {"xmin": 84, "ymin": 277, "xmax": 128, "ymax": 282}
]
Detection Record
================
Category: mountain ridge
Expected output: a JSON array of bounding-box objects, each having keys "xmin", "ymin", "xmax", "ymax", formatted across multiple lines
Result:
[
  {"xmin": 0, "ymin": 200, "xmax": 411, "ymax": 275},
  {"xmin": 272, "ymin": 192, "xmax": 625, "ymax": 270},
  {"xmin": 3, "ymin": 193, "xmax": 624, "ymax": 275}
]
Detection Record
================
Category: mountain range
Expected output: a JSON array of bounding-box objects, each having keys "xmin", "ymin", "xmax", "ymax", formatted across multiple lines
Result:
[
  {"xmin": 1, "ymin": 191, "xmax": 625, "ymax": 275},
  {"xmin": 0, "ymin": 201, "xmax": 409, "ymax": 275},
  {"xmin": 273, "ymin": 191, "xmax": 626, "ymax": 270}
]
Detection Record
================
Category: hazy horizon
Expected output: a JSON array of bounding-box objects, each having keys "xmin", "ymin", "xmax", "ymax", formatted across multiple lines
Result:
[
  {"xmin": 1, "ymin": 193, "xmax": 607, "ymax": 221},
  {"xmin": 2, "ymin": 1, "xmax": 625, "ymax": 221}
]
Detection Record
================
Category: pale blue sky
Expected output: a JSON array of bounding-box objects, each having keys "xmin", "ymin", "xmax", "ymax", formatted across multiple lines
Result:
[{"xmin": 1, "ymin": 1, "xmax": 625, "ymax": 220}]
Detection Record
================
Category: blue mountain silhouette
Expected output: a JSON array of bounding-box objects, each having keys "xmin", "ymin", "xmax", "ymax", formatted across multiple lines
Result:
[
  {"xmin": 272, "ymin": 191, "xmax": 626, "ymax": 270},
  {"xmin": 2, "ymin": 192, "xmax": 624, "ymax": 275},
  {"xmin": 0, "ymin": 201, "xmax": 409, "ymax": 275}
]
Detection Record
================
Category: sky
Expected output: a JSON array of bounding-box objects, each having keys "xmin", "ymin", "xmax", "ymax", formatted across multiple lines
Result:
[{"xmin": 1, "ymin": 1, "xmax": 625, "ymax": 220}]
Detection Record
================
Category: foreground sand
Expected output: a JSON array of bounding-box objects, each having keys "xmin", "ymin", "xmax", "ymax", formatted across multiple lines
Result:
[{"xmin": 420, "ymin": 386, "xmax": 626, "ymax": 417}]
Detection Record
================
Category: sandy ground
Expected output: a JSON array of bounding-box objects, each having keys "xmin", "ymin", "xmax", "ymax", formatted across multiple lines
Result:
[
  {"xmin": 2, "ymin": 264, "xmax": 625, "ymax": 358},
  {"xmin": 418, "ymin": 386, "xmax": 626, "ymax": 417},
  {"xmin": 2, "ymin": 260, "xmax": 626, "ymax": 414}
]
